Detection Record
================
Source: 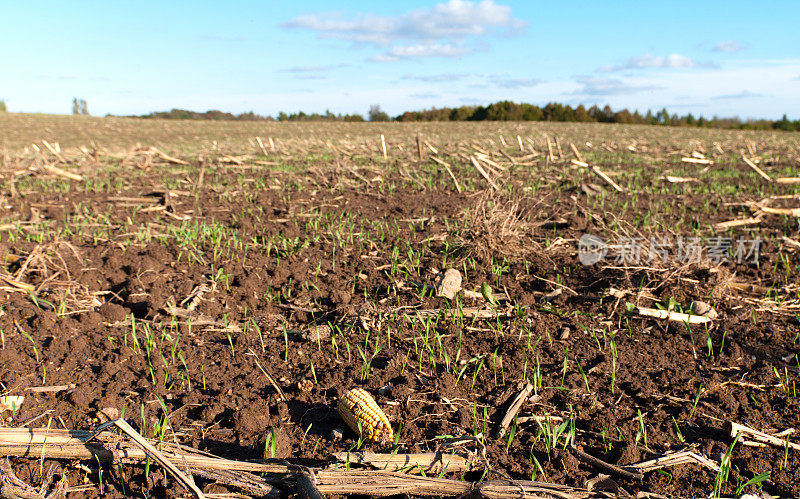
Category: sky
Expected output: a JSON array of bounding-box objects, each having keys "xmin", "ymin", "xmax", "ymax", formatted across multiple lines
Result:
[{"xmin": 1, "ymin": 1, "xmax": 799, "ymax": 120}]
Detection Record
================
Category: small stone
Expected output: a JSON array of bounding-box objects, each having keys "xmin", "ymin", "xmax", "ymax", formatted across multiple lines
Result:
[
  {"xmin": 0, "ymin": 396, "xmax": 25, "ymax": 413},
  {"xmin": 543, "ymin": 288, "xmax": 562, "ymax": 302},
  {"xmin": 435, "ymin": 269, "xmax": 462, "ymax": 300},
  {"xmin": 689, "ymin": 301, "xmax": 718, "ymax": 319},
  {"xmin": 689, "ymin": 301, "xmax": 711, "ymax": 314},
  {"xmin": 96, "ymin": 407, "xmax": 119, "ymax": 423},
  {"xmin": 302, "ymin": 324, "xmax": 331, "ymax": 342},
  {"xmin": 559, "ymin": 327, "xmax": 570, "ymax": 340},
  {"xmin": 331, "ymin": 427, "xmax": 344, "ymax": 441},
  {"xmin": 103, "ymin": 406, "xmax": 119, "ymax": 418}
]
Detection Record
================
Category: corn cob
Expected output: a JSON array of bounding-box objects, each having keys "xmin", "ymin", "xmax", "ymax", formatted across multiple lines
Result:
[{"xmin": 337, "ymin": 388, "xmax": 394, "ymax": 444}]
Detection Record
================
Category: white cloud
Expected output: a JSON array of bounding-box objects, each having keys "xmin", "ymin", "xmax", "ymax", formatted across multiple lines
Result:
[
  {"xmin": 284, "ymin": 64, "xmax": 349, "ymax": 73},
  {"xmin": 286, "ymin": 66, "xmax": 329, "ymax": 73},
  {"xmin": 371, "ymin": 43, "xmax": 467, "ymax": 61},
  {"xmin": 711, "ymin": 90, "xmax": 762, "ymax": 100},
  {"xmin": 492, "ymin": 77, "xmax": 540, "ymax": 88},
  {"xmin": 572, "ymin": 76, "xmax": 662, "ymax": 96},
  {"xmin": 293, "ymin": 74, "xmax": 327, "ymax": 80},
  {"xmin": 567, "ymin": 59, "xmax": 800, "ymax": 119},
  {"xmin": 598, "ymin": 53, "xmax": 715, "ymax": 72},
  {"xmin": 282, "ymin": 65, "xmax": 350, "ymax": 79},
  {"xmin": 410, "ymin": 91, "xmax": 441, "ymax": 99},
  {"xmin": 402, "ymin": 73, "xmax": 469, "ymax": 82},
  {"xmin": 401, "ymin": 73, "xmax": 539, "ymax": 87},
  {"xmin": 283, "ymin": 1, "xmax": 525, "ymax": 60},
  {"xmin": 713, "ymin": 40, "xmax": 744, "ymax": 53}
]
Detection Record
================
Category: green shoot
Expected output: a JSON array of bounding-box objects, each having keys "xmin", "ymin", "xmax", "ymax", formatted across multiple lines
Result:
[
  {"xmin": 735, "ymin": 472, "xmax": 770, "ymax": 495},
  {"xmin": 713, "ymin": 432, "xmax": 740, "ymax": 497}
]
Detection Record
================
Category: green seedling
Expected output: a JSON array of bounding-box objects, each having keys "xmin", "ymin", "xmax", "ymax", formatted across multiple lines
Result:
[
  {"xmin": 282, "ymin": 326, "xmax": 289, "ymax": 362},
  {"xmin": 672, "ymin": 416, "xmax": 685, "ymax": 444},
  {"xmin": 713, "ymin": 432, "xmax": 740, "ymax": 497},
  {"xmin": 301, "ymin": 423, "xmax": 313, "ymax": 445},
  {"xmin": 735, "ymin": 472, "xmax": 770, "ymax": 495},
  {"xmin": 690, "ymin": 383, "xmax": 703, "ymax": 419},
  {"xmin": 226, "ymin": 330, "xmax": 235, "ymax": 358},
  {"xmin": 310, "ymin": 359, "xmax": 318, "ymax": 384},
  {"xmin": 19, "ymin": 329, "xmax": 39, "ymax": 363},
  {"xmin": 505, "ymin": 417, "xmax": 518, "ymax": 454},
  {"xmin": 635, "ymin": 409, "xmax": 648, "ymax": 449},
  {"xmin": 264, "ymin": 426, "xmax": 277, "ymax": 458}
]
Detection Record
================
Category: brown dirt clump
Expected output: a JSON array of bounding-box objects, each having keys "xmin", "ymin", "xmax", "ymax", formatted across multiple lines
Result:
[{"xmin": 1, "ymin": 119, "xmax": 799, "ymax": 497}]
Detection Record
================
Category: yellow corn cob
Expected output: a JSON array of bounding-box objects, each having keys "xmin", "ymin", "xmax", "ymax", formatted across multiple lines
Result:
[{"xmin": 337, "ymin": 388, "xmax": 394, "ymax": 444}]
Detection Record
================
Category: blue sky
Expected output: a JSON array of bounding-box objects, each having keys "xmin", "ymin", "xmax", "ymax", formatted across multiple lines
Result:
[{"xmin": 2, "ymin": 1, "xmax": 798, "ymax": 119}]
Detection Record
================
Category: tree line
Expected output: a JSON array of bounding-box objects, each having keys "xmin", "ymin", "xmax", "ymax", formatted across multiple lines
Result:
[
  {"xmin": 134, "ymin": 108, "xmax": 365, "ymax": 122},
  {"xmin": 395, "ymin": 101, "xmax": 800, "ymax": 131},
  {"xmin": 133, "ymin": 105, "xmax": 393, "ymax": 122},
  {"xmin": 125, "ymin": 101, "xmax": 799, "ymax": 131}
]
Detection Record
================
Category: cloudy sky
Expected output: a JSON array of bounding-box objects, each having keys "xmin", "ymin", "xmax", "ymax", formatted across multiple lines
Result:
[{"xmin": 2, "ymin": 0, "xmax": 798, "ymax": 119}]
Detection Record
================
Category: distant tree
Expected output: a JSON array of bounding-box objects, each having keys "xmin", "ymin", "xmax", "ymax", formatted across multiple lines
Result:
[
  {"xmin": 543, "ymin": 102, "xmax": 568, "ymax": 121},
  {"xmin": 0, "ymin": 100, "xmax": 6, "ymax": 112},
  {"xmin": 485, "ymin": 101, "xmax": 520, "ymax": 120},
  {"xmin": 72, "ymin": 98, "xmax": 89, "ymax": 115},
  {"xmin": 600, "ymin": 105, "xmax": 614, "ymax": 123},
  {"xmin": 135, "ymin": 108, "xmax": 273, "ymax": 121},
  {"xmin": 613, "ymin": 109, "xmax": 634, "ymax": 124},
  {"xmin": 574, "ymin": 104, "xmax": 591, "ymax": 122},
  {"xmin": 267, "ymin": 109, "xmax": 363, "ymax": 122},
  {"xmin": 450, "ymin": 106, "xmax": 476, "ymax": 121},
  {"xmin": 368, "ymin": 104, "xmax": 390, "ymax": 122},
  {"xmin": 656, "ymin": 108, "xmax": 671, "ymax": 125},
  {"xmin": 775, "ymin": 114, "xmax": 796, "ymax": 131}
]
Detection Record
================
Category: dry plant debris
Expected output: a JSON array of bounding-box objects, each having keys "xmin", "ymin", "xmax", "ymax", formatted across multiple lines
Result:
[{"xmin": 0, "ymin": 116, "xmax": 799, "ymax": 497}]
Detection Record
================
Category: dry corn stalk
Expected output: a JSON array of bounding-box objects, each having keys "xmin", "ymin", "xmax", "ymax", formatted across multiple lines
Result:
[{"xmin": 636, "ymin": 306, "xmax": 712, "ymax": 324}]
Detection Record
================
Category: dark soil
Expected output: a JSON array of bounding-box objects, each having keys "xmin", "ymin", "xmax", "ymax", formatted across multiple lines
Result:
[{"xmin": 1, "ymin": 135, "xmax": 799, "ymax": 498}]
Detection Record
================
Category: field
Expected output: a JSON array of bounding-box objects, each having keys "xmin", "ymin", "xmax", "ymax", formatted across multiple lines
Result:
[{"xmin": 1, "ymin": 114, "xmax": 799, "ymax": 498}]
